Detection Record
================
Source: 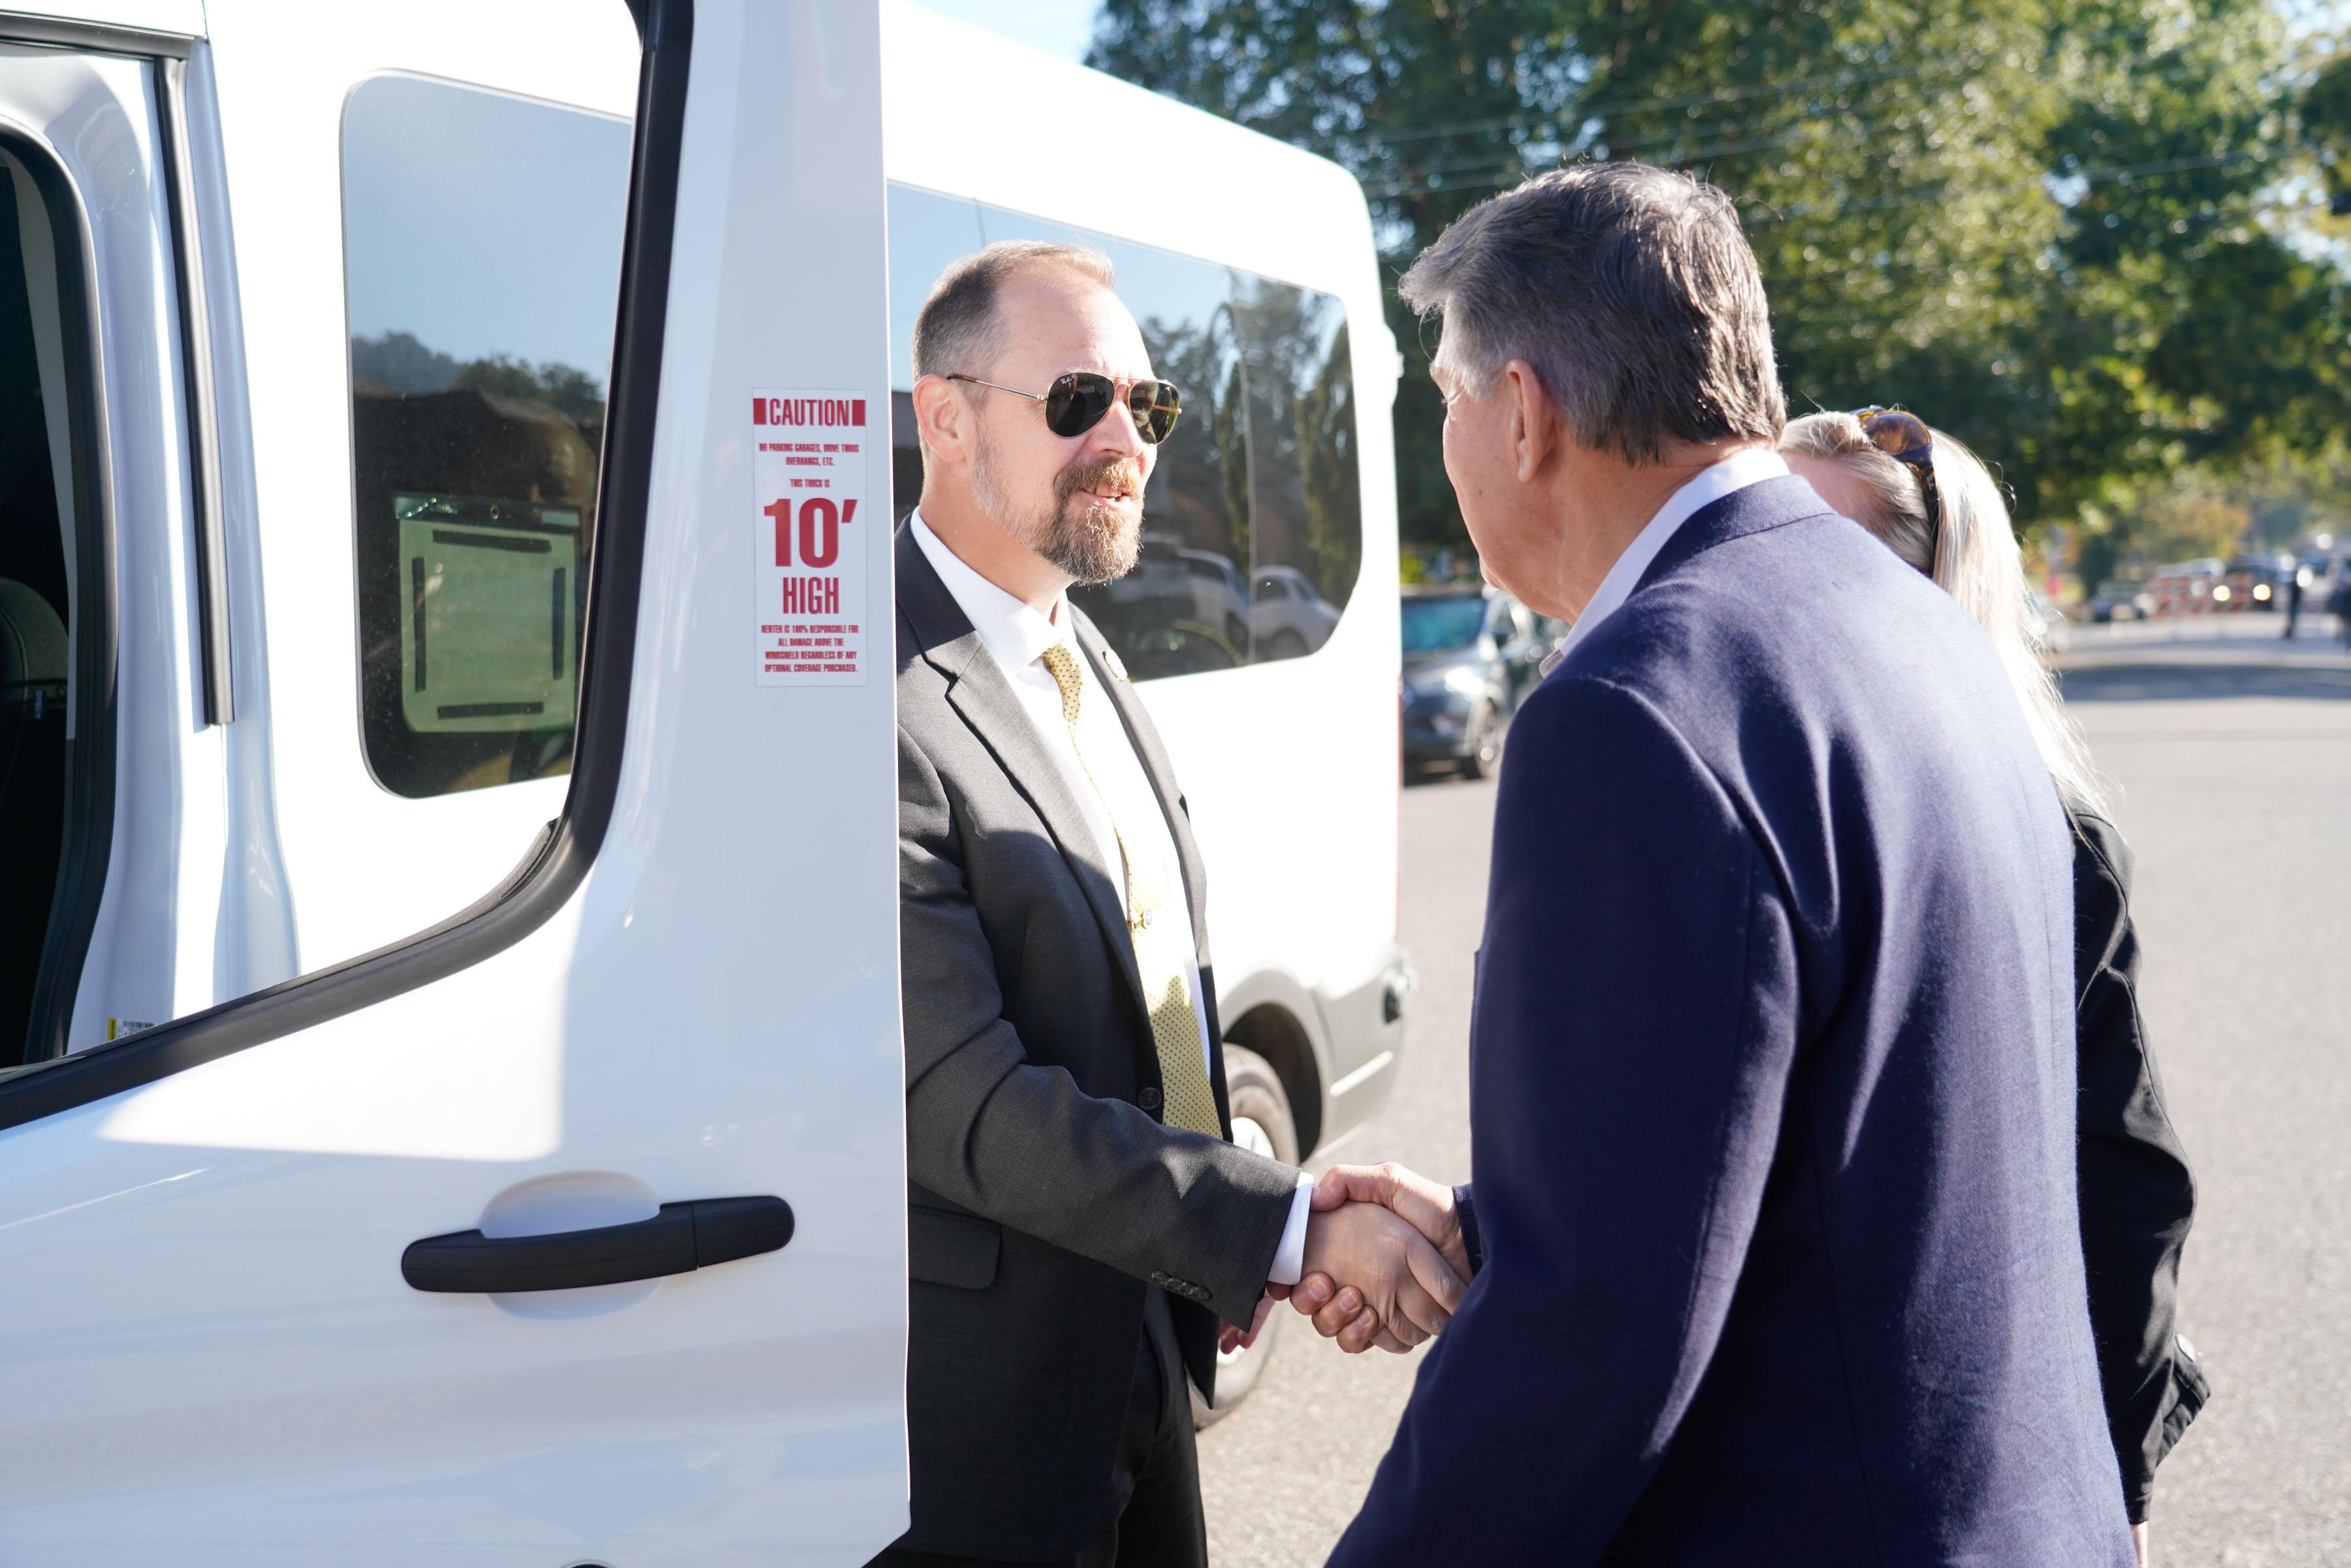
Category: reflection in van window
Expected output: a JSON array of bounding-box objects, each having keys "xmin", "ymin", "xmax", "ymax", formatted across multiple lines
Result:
[
  {"xmin": 887, "ymin": 187, "xmax": 1361, "ymax": 680},
  {"xmin": 1232, "ymin": 278, "xmax": 1355, "ymax": 663},
  {"xmin": 887, "ymin": 185, "xmax": 988, "ymax": 538},
  {"xmin": 342, "ymin": 77, "xmax": 630, "ymax": 797}
]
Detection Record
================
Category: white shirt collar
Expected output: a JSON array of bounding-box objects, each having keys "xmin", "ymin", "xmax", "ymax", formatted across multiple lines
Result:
[
  {"xmin": 910, "ymin": 511, "xmax": 1072, "ymax": 677},
  {"xmin": 1550, "ymin": 447, "xmax": 1787, "ymax": 666}
]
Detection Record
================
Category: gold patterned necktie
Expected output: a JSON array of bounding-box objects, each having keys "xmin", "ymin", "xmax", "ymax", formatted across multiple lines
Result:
[{"xmin": 1039, "ymin": 642, "xmax": 1223, "ymax": 1138}]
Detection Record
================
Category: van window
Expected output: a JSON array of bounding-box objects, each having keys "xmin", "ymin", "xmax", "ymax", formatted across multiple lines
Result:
[
  {"xmin": 886, "ymin": 187, "xmax": 1361, "ymax": 679},
  {"xmin": 0, "ymin": 146, "xmax": 86, "ymax": 1063},
  {"xmin": 342, "ymin": 77, "xmax": 631, "ymax": 798}
]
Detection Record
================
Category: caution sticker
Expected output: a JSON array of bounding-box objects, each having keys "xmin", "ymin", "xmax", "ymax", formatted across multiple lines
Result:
[{"xmin": 752, "ymin": 390, "xmax": 869, "ymax": 685}]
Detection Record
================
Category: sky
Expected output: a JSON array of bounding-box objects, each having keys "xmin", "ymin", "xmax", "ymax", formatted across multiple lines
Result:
[
  {"xmin": 342, "ymin": 76, "xmax": 632, "ymax": 379},
  {"xmin": 907, "ymin": 0, "xmax": 1098, "ymax": 63}
]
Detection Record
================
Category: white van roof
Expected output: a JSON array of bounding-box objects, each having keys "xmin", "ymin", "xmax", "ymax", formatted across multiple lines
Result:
[{"xmin": 882, "ymin": 0, "xmax": 1385, "ymax": 331}]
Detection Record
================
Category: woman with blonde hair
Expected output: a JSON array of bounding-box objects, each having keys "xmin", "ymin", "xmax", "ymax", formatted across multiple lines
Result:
[{"xmin": 1782, "ymin": 409, "xmax": 2208, "ymax": 1564}]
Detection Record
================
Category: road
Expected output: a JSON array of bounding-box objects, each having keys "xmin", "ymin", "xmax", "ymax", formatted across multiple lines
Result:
[{"xmin": 1196, "ymin": 615, "xmax": 2351, "ymax": 1567}]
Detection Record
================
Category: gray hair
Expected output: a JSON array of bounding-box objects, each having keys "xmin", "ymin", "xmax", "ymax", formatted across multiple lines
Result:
[
  {"xmin": 1781, "ymin": 411, "xmax": 2111, "ymax": 818},
  {"xmin": 910, "ymin": 239, "xmax": 1117, "ymax": 385},
  {"xmin": 1398, "ymin": 162, "xmax": 1785, "ymax": 463}
]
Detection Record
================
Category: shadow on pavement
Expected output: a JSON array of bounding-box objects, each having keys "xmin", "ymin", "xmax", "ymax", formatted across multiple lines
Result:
[{"xmin": 2058, "ymin": 661, "xmax": 2351, "ymax": 702}]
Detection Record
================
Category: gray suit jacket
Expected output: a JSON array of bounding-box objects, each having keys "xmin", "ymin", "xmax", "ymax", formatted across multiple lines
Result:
[{"xmin": 892, "ymin": 523, "xmax": 1298, "ymax": 1560}]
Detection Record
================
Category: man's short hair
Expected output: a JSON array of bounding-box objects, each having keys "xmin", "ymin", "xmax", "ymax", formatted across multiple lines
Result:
[
  {"xmin": 911, "ymin": 239, "xmax": 1117, "ymax": 385},
  {"xmin": 1398, "ymin": 162, "xmax": 1785, "ymax": 464}
]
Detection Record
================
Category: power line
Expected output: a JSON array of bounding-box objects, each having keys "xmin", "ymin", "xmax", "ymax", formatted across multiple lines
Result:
[
  {"xmin": 1362, "ymin": 144, "xmax": 2287, "ymax": 215},
  {"xmin": 1755, "ymin": 146, "xmax": 2288, "ymax": 219},
  {"xmin": 1354, "ymin": 52, "xmax": 2237, "ymax": 199},
  {"xmin": 1325, "ymin": 57, "xmax": 1950, "ymax": 152},
  {"xmin": 1313, "ymin": 15, "xmax": 2202, "ymax": 156}
]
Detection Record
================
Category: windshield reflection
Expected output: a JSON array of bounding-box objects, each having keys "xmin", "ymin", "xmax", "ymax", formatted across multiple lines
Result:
[{"xmin": 1401, "ymin": 595, "xmax": 1486, "ymax": 656}]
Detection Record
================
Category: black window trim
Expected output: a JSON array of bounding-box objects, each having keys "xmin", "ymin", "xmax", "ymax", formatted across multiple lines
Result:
[
  {"xmin": 2, "ymin": 127, "xmax": 121, "ymax": 1070},
  {"xmin": 0, "ymin": 0, "xmax": 693, "ymax": 1130}
]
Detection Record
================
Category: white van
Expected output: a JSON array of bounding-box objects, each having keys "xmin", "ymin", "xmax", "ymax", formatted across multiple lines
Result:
[{"xmin": 0, "ymin": 1, "xmax": 1404, "ymax": 1556}]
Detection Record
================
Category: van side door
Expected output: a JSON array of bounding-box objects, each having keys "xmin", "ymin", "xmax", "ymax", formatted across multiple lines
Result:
[{"xmin": 0, "ymin": 3, "xmax": 908, "ymax": 1560}]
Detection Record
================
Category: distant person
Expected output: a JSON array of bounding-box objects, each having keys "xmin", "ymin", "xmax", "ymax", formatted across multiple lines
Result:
[
  {"xmin": 1289, "ymin": 163, "xmax": 2134, "ymax": 1566},
  {"xmin": 2284, "ymin": 568, "xmax": 2303, "ymax": 638},
  {"xmin": 1782, "ymin": 408, "xmax": 2209, "ymax": 1567},
  {"xmin": 2332, "ymin": 572, "xmax": 2351, "ymax": 649}
]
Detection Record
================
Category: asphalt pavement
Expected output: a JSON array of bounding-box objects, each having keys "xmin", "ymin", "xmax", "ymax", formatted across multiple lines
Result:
[{"xmin": 1196, "ymin": 614, "xmax": 2351, "ymax": 1567}]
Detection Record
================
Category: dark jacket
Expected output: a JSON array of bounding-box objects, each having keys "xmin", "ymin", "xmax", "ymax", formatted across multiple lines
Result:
[
  {"xmin": 2070, "ymin": 810, "xmax": 2207, "ymax": 1522},
  {"xmin": 891, "ymin": 526, "xmax": 1297, "ymax": 1561},
  {"xmin": 1330, "ymin": 477, "xmax": 2133, "ymax": 1567}
]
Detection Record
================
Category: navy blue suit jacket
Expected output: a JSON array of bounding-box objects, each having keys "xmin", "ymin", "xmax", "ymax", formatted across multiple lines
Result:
[{"xmin": 1331, "ymin": 477, "xmax": 2133, "ymax": 1566}]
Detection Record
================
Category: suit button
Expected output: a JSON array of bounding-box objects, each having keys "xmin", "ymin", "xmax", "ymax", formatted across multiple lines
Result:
[{"xmin": 1139, "ymin": 1086, "xmax": 1162, "ymax": 1112}]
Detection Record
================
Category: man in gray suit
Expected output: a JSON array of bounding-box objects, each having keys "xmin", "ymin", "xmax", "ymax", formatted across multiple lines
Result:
[{"xmin": 874, "ymin": 242, "xmax": 1465, "ymax": 1568}]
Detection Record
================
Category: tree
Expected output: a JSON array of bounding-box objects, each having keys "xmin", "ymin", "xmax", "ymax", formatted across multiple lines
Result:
[{"xmin": 1090, "ymin": 0, "xmax": 2351, "ymax": 568}]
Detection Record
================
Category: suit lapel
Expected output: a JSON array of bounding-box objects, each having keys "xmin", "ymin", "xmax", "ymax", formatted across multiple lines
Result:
[{"xmin": 895, "ymin": 528, "xmax": 1151, "ymax": 1025}]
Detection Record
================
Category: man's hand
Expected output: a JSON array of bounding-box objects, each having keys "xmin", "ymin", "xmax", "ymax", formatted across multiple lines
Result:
[
  {"xmin": 1218, "ymin": 1292, "xmax": 1275, "ymax": 1356},
  {"xmin": 1285, "ymin": 1164, "xmax": 1471, "ymax": 1352},
  {"xmin": 1295, "ymin": 1190, "xmax": 1467, "ymax": 1354}
]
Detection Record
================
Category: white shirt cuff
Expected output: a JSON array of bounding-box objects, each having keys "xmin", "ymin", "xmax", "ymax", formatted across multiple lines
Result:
[{"xmin": 1266, "ymin": 1171, "xmax": 1317, "ymax": 1287}]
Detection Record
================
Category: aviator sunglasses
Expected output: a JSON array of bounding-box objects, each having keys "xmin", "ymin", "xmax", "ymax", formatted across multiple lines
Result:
[
  {"xmin": 945, "ymin": 370, "xmax": 1183, "ymax": 444},
  {"xmin": 1851, "ymin": 405, "xmax": 1942, "ymax": 527}
]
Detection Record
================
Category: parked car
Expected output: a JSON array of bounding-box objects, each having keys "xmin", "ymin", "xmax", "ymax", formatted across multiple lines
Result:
[
  {"xmin": 1400, "ymin": 586, "xmax": 1556, "ymax": 776},
  {"xmin": 1179, "ymin": 546, "xmax": 1252, "ymax": 649},
  {"xmin": 2087, "ymin": 577, "xmax": 2153, "ymax": 622},
  {"xmin": 1087, "ymin": 534, "xmax": 1247, "ymax": 671},
  {"xmin": 2147, "ymin": 558, "xmax": 2225, "ymax": 616},
  {"xmin": 1251, "ymin": 564, "xmax": 1343, "ymax": 658},
  {"xmin": 2222, "ymin": 552, "xmax": 2292, "ymax": 612}
]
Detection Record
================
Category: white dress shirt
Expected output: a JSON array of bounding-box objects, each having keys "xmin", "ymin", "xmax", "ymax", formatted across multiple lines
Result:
[
  {"xmin": 911, "ymin": 517, "xmax": 1315, "ymax": 1288},
  {"xmin": 1549, "ymin": 447, "xmax": 1789, "ymax": 668}
]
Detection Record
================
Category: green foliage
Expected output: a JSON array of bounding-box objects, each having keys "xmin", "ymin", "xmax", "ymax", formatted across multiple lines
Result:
[
  {"xmin": 1298, "ymin": 324, "xmax": 1364, "ymax": 596},
  {"xmin": 451, "ymin": 354, "xmax": 608, "ymax": 437},
  {"xmin": 1089, "ymin": 0, "xmax": 2351, "ymax": 566},
  {"xmin": 2303, "ymin": 49, "xmax": 2351, "ymax": 202}
]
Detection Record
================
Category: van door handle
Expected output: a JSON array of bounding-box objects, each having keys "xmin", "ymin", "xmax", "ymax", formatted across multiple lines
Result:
[{"xmin": 402, "ymin": 1196, "xmax": 795, "ymax": 1292}]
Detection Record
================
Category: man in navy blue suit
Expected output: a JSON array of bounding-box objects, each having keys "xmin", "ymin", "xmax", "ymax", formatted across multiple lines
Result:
[{"xmin": 1287, "ymin": 163, "xmax": 2135, "ymax": 1563}]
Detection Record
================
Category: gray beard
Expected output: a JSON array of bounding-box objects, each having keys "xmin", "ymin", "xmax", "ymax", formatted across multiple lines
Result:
[{"xmin": 972, "ymin": 426, "xmax": 1142, "ymax": 586}]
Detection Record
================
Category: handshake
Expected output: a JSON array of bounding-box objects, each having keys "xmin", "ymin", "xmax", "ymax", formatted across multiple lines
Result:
[{"xmin": 1222, "ymin": 1163, "xmax": 1474, "ymax": 1357}]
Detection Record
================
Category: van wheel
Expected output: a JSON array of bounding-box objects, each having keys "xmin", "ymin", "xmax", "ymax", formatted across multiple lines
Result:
[
  {"xmin": 1460, "ymin": 702, "xmax": 1501, "ymax": 779},
  {"xmin": 1192, "ymin": 1045, "xmax": 1298, "ymax": 1430}
]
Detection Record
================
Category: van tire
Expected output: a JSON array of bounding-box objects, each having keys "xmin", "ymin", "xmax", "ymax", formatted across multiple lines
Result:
[{"xmin": 1192, "ymin": 1044, "xmax": 1298, "ymax": 1429}]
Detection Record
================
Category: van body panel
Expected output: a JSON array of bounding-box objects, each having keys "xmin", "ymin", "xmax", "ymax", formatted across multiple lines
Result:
[{"xmin": 0, "ymin": 3, "xmax": 912, "ymax": 1558}]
